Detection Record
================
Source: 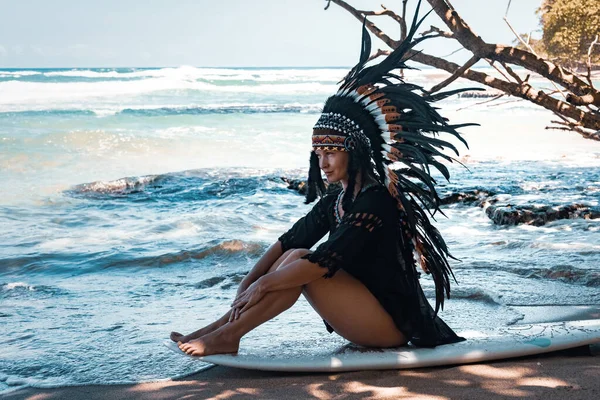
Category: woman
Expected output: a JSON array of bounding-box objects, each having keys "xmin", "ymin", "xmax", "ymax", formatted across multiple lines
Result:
[{"xmin": 171, "ymin": 6, "xmax": 471, "ymax": 356}]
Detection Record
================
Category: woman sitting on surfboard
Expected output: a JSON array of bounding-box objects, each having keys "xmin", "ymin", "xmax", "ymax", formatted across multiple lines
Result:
[{"xmin": 172, "ymin": 4, "xmax": 472, "ymax": 356}]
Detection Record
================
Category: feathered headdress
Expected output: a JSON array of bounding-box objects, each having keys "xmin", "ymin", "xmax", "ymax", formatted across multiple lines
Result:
[{"xmin": 308, "ymin": 0, "xmax": 478, "ymax": 315}]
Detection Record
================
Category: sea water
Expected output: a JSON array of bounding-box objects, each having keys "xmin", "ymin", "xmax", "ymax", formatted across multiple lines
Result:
[{"xmin": 1, "ymin": 66, "xmax": 599, "ymax": 393}]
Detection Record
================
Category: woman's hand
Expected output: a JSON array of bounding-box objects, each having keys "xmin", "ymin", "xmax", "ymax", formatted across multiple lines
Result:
[
  {"xmin": 229, "ymin": 278, "xmax": 251, "ymax": 322},
  {"xmin": 230, "ymin": 278, "xmax": 266, "ymax": 320}
]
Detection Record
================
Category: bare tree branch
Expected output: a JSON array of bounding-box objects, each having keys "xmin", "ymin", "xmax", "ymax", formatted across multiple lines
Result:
[
  {"xmin": 501, "ymin": 62, "xmax": 523, "ymax": 85},
  {"xmin": 503, "ymin": 1, "xmax": 567, "ymax": 100},
  {"xmin": 330, "ymin": 0, "xmax": 399, "ymax": 48},
  {"xmin": 441, "ymin": 47, "xmax": 465, "ymax": 58},
  {"xmin": 565, "ymin": 92, "xmax": 600, "ymax": 107},
  {"xmin": 426, "ymin": 0, "xmax": 599, "ymax": 101},
  {"xmin": 408, "ymin": 52, "xmax": 600, "ymax": 134},
  {"xmin": 428, "ymin": 55, "xmax": 479, "ymax": 94},
  {"xmin": 586, "ymin": 35, "xmax": 599, "ymax": 88},
  {"xmin": 401, "ymin": 0, "xmax": 408, "ymax": 39},
  {"xmin": 420, "ymin": 25, "xmax": 454, "ymax": 38},
  {"xmin": 356, "ymin": 6, "xmax": 403, "ymax": 24},
  {"xmin": 487, "ymin": 60, "xmax": 513, "ymax": 83},
  {"xmin": 367, "ymin": 49, "xmax": 391, "ymax": 62}
]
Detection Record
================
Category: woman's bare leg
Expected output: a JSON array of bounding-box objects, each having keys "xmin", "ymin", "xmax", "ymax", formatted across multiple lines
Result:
[
  {"xmin": 303, "ymin": 269, "xmax": 407, "ymax": 347},
  {"xmin": 178, "ymin": 250, "xmax": 407, "ymax": 356},
  {"xmin": 170, "ymin": 249, "xmax": 296, "ymax": 343},
  {"xmin": 178, "ymin": 249, "xmax": 310, "ymax": 356}
]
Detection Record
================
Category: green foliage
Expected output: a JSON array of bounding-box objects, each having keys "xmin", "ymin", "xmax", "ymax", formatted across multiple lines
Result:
[{"xmin": 537, "ymin": 0, "xmax": 600, "ymax": 67}]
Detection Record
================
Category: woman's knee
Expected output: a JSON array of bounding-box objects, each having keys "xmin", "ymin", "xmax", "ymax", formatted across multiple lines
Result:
[
  {"xmin": 280, "ymin": 248, "xmax": 295, "ymax": 260},
  {"xmin": 289, "ymin": 248, "xmax": 311, "ymax": 260},
  {"xmin": 278, "ymin": 248, "xmax": 311, "ymax": 269},
  {"xmin": 286, "ymin": 249, "xmax": 310, "ymax": 263}
]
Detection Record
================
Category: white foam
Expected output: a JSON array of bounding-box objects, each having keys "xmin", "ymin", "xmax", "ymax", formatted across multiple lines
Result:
[
  {"xmin": 39, "ymin": 66, "xmax": 347, "ymax": 83},
  {"xmin": 0, "ymin": 79, "xmax": 335, "ymax": 112},
  {"xmin": 0, "ymin": 70, "xmax": 41, "ymax": 77},
  {"xmin": 76, "ymin": 175, "xmax": 160, "ymax": 194},
  {"xmin": 3, "ymin": 282, "xmax": 34, "ymax": 290}
]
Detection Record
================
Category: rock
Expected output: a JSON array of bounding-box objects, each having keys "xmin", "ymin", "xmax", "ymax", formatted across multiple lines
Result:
[
  {"xmin": 440, "ymin": 189, "xmax": 495, "ymax": 206},
  {"xmin": 280, "ymin": 177, "xmax": 307, "ymax": 195},
  {"xmin": 280, "ymin": 177, "xmax": 341, "ymax": 195},
  {"xmin": 485, "ymin": 203, "xmax": 600, "ymax": 226}
]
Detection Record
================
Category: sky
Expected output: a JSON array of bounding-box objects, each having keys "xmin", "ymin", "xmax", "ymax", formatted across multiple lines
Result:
[{"xmin": 0, "ymin": 0, "xmax": 543, "ymax": 68}]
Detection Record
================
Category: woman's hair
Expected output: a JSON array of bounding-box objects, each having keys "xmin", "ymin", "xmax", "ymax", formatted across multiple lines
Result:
[{"xmin": 304, "ymin": 151, "xmax": 326, "ymax": 204}]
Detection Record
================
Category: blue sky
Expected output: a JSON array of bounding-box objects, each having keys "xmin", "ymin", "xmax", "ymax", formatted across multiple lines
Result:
[{"xmin": 0, "ymin": 0, "xmax": 542, "ymax": 67}]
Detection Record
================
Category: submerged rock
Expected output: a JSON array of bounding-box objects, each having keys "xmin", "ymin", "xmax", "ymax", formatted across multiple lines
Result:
[
  {"xmin": 280, "ymin": 177, "xmax": 341, "ymax": 195},
  {"xmin": 280, "ymin": 179, "xmax": 599, "ymax": 227},
  {"xmin": 440, "ymin": 190, "xmax": 495, "ymax": 206},
  {"xmin": 485, "ymin": 203, "xmax": 600, "ymax": 226},
  {"xmin": 280, "ymin": 177, "xmax": 308, "ymax": 195}
]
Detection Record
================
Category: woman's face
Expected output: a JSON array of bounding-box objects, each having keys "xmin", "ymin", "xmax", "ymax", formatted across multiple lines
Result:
[{"xmin": 315, "ymin": 149, "xmax": 349, "ymax": 183}]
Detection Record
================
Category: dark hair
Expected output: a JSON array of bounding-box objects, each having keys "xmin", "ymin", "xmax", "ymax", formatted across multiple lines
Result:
[{"xmin": 304, "ymin": 151, "xmax": 326, "ymax": 204}]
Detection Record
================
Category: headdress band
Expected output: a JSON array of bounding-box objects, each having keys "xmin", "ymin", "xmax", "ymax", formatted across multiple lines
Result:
[{"xmin": 312, "ymin": 112, "xmax": 371, "ymax": 152}]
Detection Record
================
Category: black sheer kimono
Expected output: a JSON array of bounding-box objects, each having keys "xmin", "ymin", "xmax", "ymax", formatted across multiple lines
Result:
[{"xmin": 278, "ymin": 185, "xmax": 464, "ymax": 347}]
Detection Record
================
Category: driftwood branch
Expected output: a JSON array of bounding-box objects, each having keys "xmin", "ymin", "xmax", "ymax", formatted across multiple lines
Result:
[
  {"xmin": 325, "ymin": 0, "xmax": 600, "ymax": 140},
  {"xmin": 586, "ymin": 35, "xmax": 599, "ymax": 88},
  {"xmin": 411, "ymin": 51, "xmax": 600, "ymax": 134},
  {"xmin": 501, "ymin": 62, "xmax": 523, "ymax": 85},
  {"xmin": 367, "ymin": 49, "xmax": 392, "ymax": 62},
  {"xmin": 420, "ymin": 25, "xmax": 453, "ymax": 39},
  {"xmin": 426, "ymin": 0, "xmax": 599, "ymax": 102},
  {"xmin": 487, "ymin": 60, "xmax": 514, "ymax": 83},
  {"xmin": 503, "ymin": 2, "xmax": 567, "ymax": 100},
  {"xmin": 330, "ymin": 0, "xmax": 399, "ymax": 48},
  {"xmin": 355, "ymin": 6, "xmax": 402, "ymax": 22},
  {"xmin": 401, "ymin": 0, "xmax": 408, "ymax": 39},
  {"xmin": 428, "ymin": 55, "xmax": 479, "ymax": 94}
]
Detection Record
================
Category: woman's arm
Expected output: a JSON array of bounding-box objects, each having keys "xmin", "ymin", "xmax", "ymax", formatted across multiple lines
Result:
[
  {"xmin": 258, "ymin": 258, "xmax": 324, "ymax": 292},
  {"xmin": 231, "ymin": 258, "xmax": 325, "ymax": 314},
  {"xmin": 238, "ymin": 241, "xmax": 284, "ymax": 289}
]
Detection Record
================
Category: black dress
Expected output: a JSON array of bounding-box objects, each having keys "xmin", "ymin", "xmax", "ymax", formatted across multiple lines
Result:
[{"xmin": 278, "ymin": 185, "xmax": 465, "ymax": 347}]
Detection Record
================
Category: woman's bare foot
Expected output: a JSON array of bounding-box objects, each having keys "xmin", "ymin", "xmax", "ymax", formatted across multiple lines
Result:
[
  {"xmin": 170, "ymin": 312, "xmax": 231, "ymax": 343},
  {"xmin": 177, "ymin": 329, "xmax": 239, "ymax": 357},
  {"xmin": 170, "ymin": 326, "xmax": 215, "ymax": 344}
]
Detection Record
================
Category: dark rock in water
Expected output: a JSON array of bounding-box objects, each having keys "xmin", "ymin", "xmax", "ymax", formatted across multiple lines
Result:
[
  {"xmin": 280, "ymin": 177, "xmax": 341, "ymax": 195},
  {"xmin": 281, "ymin": 179, "xmax": 496, "ymax": 206},
  {"xmin": 280, "ymin": 178, "xmax": 599, "ymax": 227},
  {"xmin": 440, "ymin": 190, "xmax": 495, "ymax": 206},
  {"xmin": 485, "ymin": 203, "xmax": 600, "ymax": 226},
  {"xmin": 194, "ymin": 276, "xmax": 227, "ymax": 289},
  {"xmin": 281, "ymin": 177, "xmax": 308, "ymax": 195}
]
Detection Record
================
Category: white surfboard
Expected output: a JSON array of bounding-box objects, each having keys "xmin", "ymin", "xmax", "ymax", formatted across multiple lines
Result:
[{"xmin": 164, "ymin": 320, "xmax": 600, "ymax": 372}]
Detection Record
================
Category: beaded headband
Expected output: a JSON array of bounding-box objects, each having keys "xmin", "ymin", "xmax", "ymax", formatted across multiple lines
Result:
[{"xmin": 312, "ymin": 112, "xmax": 372, "ymax": 152}]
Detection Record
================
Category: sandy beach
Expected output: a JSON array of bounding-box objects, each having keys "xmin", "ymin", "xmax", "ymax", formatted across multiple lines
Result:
[
  {"xmin": 5, "ymin": 306, "xmax": 599, "ymax": 400},
  {"xmin": 4, "ymin": 348, "xmax": 598, "ymax": 400}
]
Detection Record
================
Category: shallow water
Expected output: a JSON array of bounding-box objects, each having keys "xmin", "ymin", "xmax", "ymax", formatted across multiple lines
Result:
[{"xmin": 1, "ymin": 66, "xmax": 599, "ymax": 393}]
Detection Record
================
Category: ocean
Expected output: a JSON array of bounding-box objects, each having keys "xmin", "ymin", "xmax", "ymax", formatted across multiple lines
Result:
[{"xmin": 1, "ymin": 66, "xmax": 599, "ymax": 393}]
